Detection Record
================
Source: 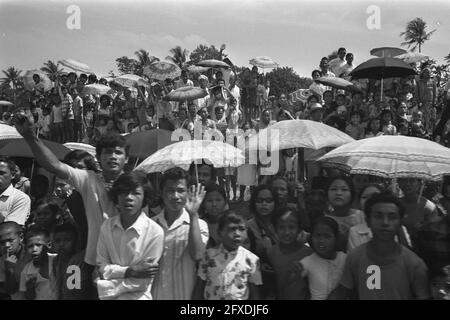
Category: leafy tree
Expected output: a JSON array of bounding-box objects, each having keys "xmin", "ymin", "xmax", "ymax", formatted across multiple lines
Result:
[
  {"xmin": 1, "ymin": 67, "xmax": 23, "ymax": 105},
  {"xmin": 166, "ymin": 46, "xmax": 189, "ymax": 69},
  {"xmin": 115, "ymin": 56, "xmax": 139, "ymax": 75},
  {"xmin": 115, "ymin": 49, "xmax": 159, "ymax": 76},
  {"xmin": 400, "ymin": 18, "xmax": 436, "ymax": 53},
  {"xmin": 266, "ymin": 67, "xmax": 313, "ymax": 97},
  {"xmin": 188, "ymin": 44, "xmax": 227, "ymax": 65},
  {"xmin": 445, "ymin": 53, "xmax": 450, "ymax": 64},
  {"xmin": 40, "ymin": 60, "xmax": 63, "ymax": 82}
]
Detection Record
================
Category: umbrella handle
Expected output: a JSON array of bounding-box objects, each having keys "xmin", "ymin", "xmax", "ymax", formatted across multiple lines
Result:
[{"xmin": 195, "ymin": 162, "xmax": 199, "ymax": 185}]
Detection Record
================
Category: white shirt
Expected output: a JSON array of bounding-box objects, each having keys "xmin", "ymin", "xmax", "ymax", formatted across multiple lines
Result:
[
  {"xmin": 151, "ymin": 208, "xmax": 209, "ymax": 300},
  {"xmin": 66, "ymin": 166, "xmax": 119, "ymax": 265},
  {"xmin": 339, "ymin": 63, "xmax": 354, "ymax": 79},
  {"xmin": 329, "ymin": 58, "xmax": 346, "ymax": 76},
  {"xmin": 19, "ymin": 253, "xmax": 58, "ymax": 300},
  {"xmin": 0, "ymin": 184, "xmax": 31, "ymax": 226},
  {"xmin": 229, "ymin": 85, "xmax": 241, "ymax": 108},
  {"xmin": 175, "ymin": 79, "xmax": 194, "ymax": 89},
  {"xmin": 96, "ymin": 212, "xmax": 164, "ymax": 300}
]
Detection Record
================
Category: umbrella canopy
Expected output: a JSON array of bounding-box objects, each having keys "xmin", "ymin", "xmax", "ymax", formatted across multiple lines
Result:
[
  {"xmin": 81, "ymin": 84, "xmax": 114, "ymax": 97},
  {"xmin": 0, "ymin": 123, "xmax": 22, "ymax": 141},
  {"xmin": 143, "ymin": 61, "xmax": 181, "ymax": 81},
  {"xmin": 58, "ymin": 59, "xmax": 93, "ymax": 75},
  {"xmin": 289, "ymin": 89, "xmax": 314, "ymax": 104},
  {"xmin": 315, "ymin": 77, "xmax": 361, "ymax": 92},
  {"xmin": 249, "ymin": 56, "xmax": 279, "ymax": 69},
  {"xmin": 187, "ymin": 65, "xmax": 210, "ymax": 74},
  {"xmin": 248, "ymin": 120, "xmax": 354, "ymax": 151},
  {"xmin": 135, "ymin": 140, "xmax": 245, "ymax": 173},
  {"xmin": 370, "ymin": 47, "xmax": 407, "ymax": 58},
  {"xmin": 63, "ymin": 142, "xmax": 97, "ymax": 157},
  {"xmin": 350, "ymin": 57, "xmax": 417, "ymax": 80},
  {"xmin": 112, "ymin": 74, "xmax": 150, "ymax": 88},
  {"xmin": 23, "ymin": 70, "xmax": 53, "ymax": 92},
  {"xmin": 318, "ymin": 135, "xmax": 450, "ymax": 181},
  {"xmin": 0, "ymin": 139, "xmax": 70, "ymax": 160},
  {"xmin": 196, "ymin": 59, "xmax": 229, "ymax": 69},
  {"xmin": 394, "ymin": 52, "xmax": 430, "ymax": 64},
  {"xmin": 124, "ymin": 129, "xmax": 174, "ymax": 159},
  {"xmin": 164, "ymin": 86, "xmax": 208, "ymax": 102},
  {"xmin": 0, "ymin": 101, "xmax": 14, "ymax": 107}
]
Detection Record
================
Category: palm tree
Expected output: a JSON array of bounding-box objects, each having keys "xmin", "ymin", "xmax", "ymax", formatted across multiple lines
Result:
[
  {"xmin": 166, "ymin": 46, "xmax": 189, "ymax": 69},
  {"xmin": 41, "ymin": 60, "xmax": 63, "ymax": 81},
  {"xmin": 445, "ymin": 53, "xmax": 450, "ymax": 64},
  {"xmin": 1, "ymin": 67, "xmax": 23, "ymax": 104},
  {"xmin": 400, "ymin": 18, "xmax": 436, "ymax": 53},
  {"xmin": 134, "ymin": 49, "xmax": 159, "ymax": 76}
]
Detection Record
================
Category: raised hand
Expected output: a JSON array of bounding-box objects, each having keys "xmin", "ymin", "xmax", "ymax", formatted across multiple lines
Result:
[
  {"xmin": 12, "ymin": 112, "xmax": 35, "ymax": 138},
  {"xmin": 126, "ymin": 259, "xmax": 159, "ymax": 279},
  {"xmin": 185, "ymin": 183, "xmax": 206, "ymax": 216}
]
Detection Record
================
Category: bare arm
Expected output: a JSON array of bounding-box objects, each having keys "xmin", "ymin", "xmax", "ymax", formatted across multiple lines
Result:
[
  {"xmin": 13, "ymin": 114, "xmax": 69, "ymax": 180},
  {"xmin": 191, "ymin": 277, "xmax": 206, "ymax": 300},
  {"xmin": 185, "ymin": 184, "xmax": 208, "ymax": 261}
]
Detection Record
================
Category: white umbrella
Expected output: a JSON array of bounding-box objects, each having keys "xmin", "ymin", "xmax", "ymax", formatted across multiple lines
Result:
[
  {"xmin": 394, "ymin": 52, "xmax": 430, "ymax": 64},
  {"xmin": 63, "ymin": 142, "xmax": 96, "ymax": 157},
  {"xmin": 249, "ymin": 56, "xmax": 279, "ymax": 70},
  {"xmin": 0, "ymin": 123, "xmax": 22, "ymax": 140},
  {"xmin": 23, "ymin": 70, "xmax": 53, "ymax": 92},
  {"xmin": 58, "ymin": 59, "xmax": 93, "ymax": 75},
  {"xmin": 112, "ymin": 74, "xmax": 150, "ymax": 88},
  {"xmin": 318, "ymin": 135, "xmax": 450, "ymax": 181}
]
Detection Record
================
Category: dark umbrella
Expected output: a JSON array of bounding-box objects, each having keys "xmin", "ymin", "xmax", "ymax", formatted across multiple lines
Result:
[
  {"xmin": 124, "ymin": 129, "xmax": 174, "ymax": 160},
  {"xmin": 350, "ymin": 57, "xmax": 417, "ymax": 100},
  {"xmin": 196, "ymin": 59, "xmax": 230, "ymax": 69},
  {"xmin": 370, "ymin": 47, "xmax": 406, "ymax": 58},
  {"xmin": 164, "ymin": 86, "xmax": 208, "ymax": 102},
  {"xmin": 315, "ymin": 77, "xmax": 361, "ymax": 93},
  {"xmin": 0, "ymin": 139, "xmax": 70, "ymax": 160}
]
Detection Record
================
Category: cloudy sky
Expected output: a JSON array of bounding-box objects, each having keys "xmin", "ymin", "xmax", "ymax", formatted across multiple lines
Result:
[{"xmin": 1, "ymin": 0, "xmax": 449, "ymax": 78}]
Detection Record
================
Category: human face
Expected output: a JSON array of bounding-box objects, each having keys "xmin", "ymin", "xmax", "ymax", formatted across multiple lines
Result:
[
  {"xmin": 254, "ymin": 189, "xmax": 275, "ymax": 216},
  {"xmin": 276, "ymin": 214, "xmax": 300, "ymax": 246},
  {"xmin": 53, "ymin": 232, "xmax": 76, "ymax": 257},
  {"xmin": 336, "ymin": 96, "xmax": 345, "ymax": 107},
  {"xmin": 367, "ymin": 203, "xmax": 401, "ymax": 242},
  {"xmin": 351, "ymin": 114, "xmax": 360, "ymax": 125},
  {"xmin": 312, "ymin": 72, "xmax": 321, "ymax": 80},
  {"xmin": 197, "ymin": 165, "xmax": 213, "ymax": 185},
  {"xmin": 98, "ymin": 147, "xmax": 128, "ymax": 174},
  {"xmin": 272, "ymin": 179, "xmax": 289, "ymax": 204},
  {"xmin": 203, "ymin": 191, "xmax": 226, "ymax": 220},
  {"xmin": 262, "ymin": 111, "xmax": 271, "ymax": 124},
  {"xmin": 279, "ymin": 94, "xmax": 288, "ymax": 106},
  {"xmin": 106, "ymin": 120, "xmax": 115, "ymax": 130},
  {"xmin": 215, "ymin": 108, "xmax": 224, "ymax": 120},
  {"xmin": 166, "ymin": 82, "xmax": 174, "ymax": 91},
  {"xmin": 0, "ymin": 162, "xmax": 12, "ymax": 191},
  {"xmin": 220, "ymin": 222, "xmax": 247, "ymax": 251},
  {"xmin": 200, "ymin": 109, "xmax": 208, "ymax": 120},
  {"xmin": 328, "ymin": 179, "xmax": 352, "ymax": 208},
  {"xmin": 398, "ymin": 178, "xmax": 420, "ymax": 197},
  {"xmin": 359, "ymin": 186, "xmax": 381, "ymax": 210},
  {"xmin": 382, "ymin": 112, "xmax": 392, "ymax": 124},
  {"xmin": 117, "ymin": 186, "xmax": 145, "ymax": 217},
  {"xmin": 0, "ymin": 227, "xmax": 22, "ymax": 256},
  {"xmin": 338, "ymin": 49, "xmax": 347, "ymax": 60},
  {"xmin": 308, "ymin": 97, "xmax": 318, "ymax": 108},
  {"xmin": 370, "ymin": 119, "xmax": 380, "ymax": 132},
  {"xmin": 311, "ymin": 110, "xmax": 323, "ymax": 122},
  {"xmin": 312, "ymin": 224, "xmax": 337, "ymax": 259},
  {"xmin": 346, "ymin": 54, "xmax": 353, "ymax": 64},
  {"xmin": 323, "ymin": 92, "xmax": 333, "ymax": 104},
  {"xmin": 199, "ymin": 79, "xmax": 207, "ymax": 88},
  {"xmin": 320, "ymin": 59, "xmax": 329, "ymax": 69},
  {"xmin": 162, "ymin": 179, "xmax": 187, "ymax": 213},
  {"xmin": 26, "ymin": 235, "xmax": 48, "ymax": 261},
  {"xmin": 35, "ymin": 207, "xmax": 56, "ymax": 228},
  {"xmin": 352, "ymin": 94, "xmax": 362, "ymax": 106}
]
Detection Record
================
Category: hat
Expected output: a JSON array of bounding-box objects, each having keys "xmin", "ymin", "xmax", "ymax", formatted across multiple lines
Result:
[
  {"xmin": 198, "ymin": 75, "xmax": 208, "ymax": 81},
  {"xmin": 337, "ymin": 105, "xmax": 347, "ymax": 114},
  {"xmin": 310, "ymin": 103, "xmax": 323, "ymax": 112}
]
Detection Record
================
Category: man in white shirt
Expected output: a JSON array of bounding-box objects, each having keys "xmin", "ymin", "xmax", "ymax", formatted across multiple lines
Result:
[
  {"xmin": 175, "ymin": 70, "xmax": 194, "ymax": 89},
  {"xmin": 0, "ymin": 158, "xmax": 30, "ymax": 226},
  {"xmin": 151, "ymin": 168, "xmax": 209, "ymax": 300},
  {"xmin": 195, "ymin": 75, "xmax": 210, "ymax": 110},
  {"xmin": 338, "ymin": 53, "xmax": 355, "ymax": 79},
  {"xmin": 329, "ymin": 47, "xmax": 347, "ymax": 76},
  {"xmin": 319, "ymin": 57, "xmax": 336, "ymax": 78},
  {"xmin": 228, "ymin": 76, "xmax": 241, "ymax": 109}
]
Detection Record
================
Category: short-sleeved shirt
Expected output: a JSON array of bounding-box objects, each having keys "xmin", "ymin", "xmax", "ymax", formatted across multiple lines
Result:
[
  {"xmin": 66, "ymin": 166, "xmax": 119, "ymax": 265},
  {"xmin": 152, "ymin": 209, "xmax": 209, "ymax": 300},
  {"xmin": 301, "ymin": 252, "xmax": 347, "ymax": 300},
  {"xmin": 19, "ymin": 253, "xmax": 58, "ymax": 300},
  {"xmin": 267, "ymin": 244, "xmax": 313, "ymax": 300},
  {"xmin": 0, "ymin": 184, "xmax": 31, "ymax": 226},
  {"xmin": 340, "ymin": 243, "xmax": 430, "ymax": 300},
  {"xmin": 52, "ymin": 105, "xmax": 63, "ymax": 123},
  {"xmin": 0, "ymin": 246, "xmax": 32, "ymax": 299},
  {"xmin": 198, "ymin": 245, "xmax": 262, "ymax": 300}
]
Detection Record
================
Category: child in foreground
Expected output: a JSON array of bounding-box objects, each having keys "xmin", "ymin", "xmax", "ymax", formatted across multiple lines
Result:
[{"xmin": 193, "ymin": 210, "xmax": 262, "ymax": 300}]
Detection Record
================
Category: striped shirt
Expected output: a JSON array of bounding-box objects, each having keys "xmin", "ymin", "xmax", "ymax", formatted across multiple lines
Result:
[{"xmin": 151, "ymin": 209, "xmax": 209, "ymax": 300}]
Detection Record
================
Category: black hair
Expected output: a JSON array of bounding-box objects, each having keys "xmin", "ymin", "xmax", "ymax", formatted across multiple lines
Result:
[
  {"xmin": 218, "ymin": 210, "xmax": 246, "ymax": 232},
  {"xmin": 165, "ymin": 78, "xmax": 174, "ymax": 85},
  {"xmin": 335, "ymin": 93, "xmax": 346, "ymax": 100},
  {"xmin": 0, "ymin": 156, "xmax": 16, "ymax": 173},
  {"xmin": 63, "ymin": 150, "xmax": 99, "ymax": 172},
  {"xmin": 311, "ymin": 69, "xmax": 322, "ymax": 77},
  {"xmin": 199, "ymin": 183, "xmax": 228, "ymax": 217},
  {"xmin": 326, "ymin": 175, "xmax": 356, "ymax": 205},
  {"xmin": 188, "ymin": 161, "xmax": 216, "ymax": 182},
  {"xmin": 321, "ymin": 57, "xmax": 329, "ymax": 63},
  {"xmin": 345, "ymin": 53, "xmax": 353, "ymax": 58},
  {"xmin": 364, "ymin": 191, "xmax": 405, "ymax": 220},
  {"xmin": 160, "ymin": 167, "xmax": 188, "ymax": 191},
  {"xmin": 110, "ymin": 171, "xmax": 153, "ymax": 208},
  {"xmin": 88, "ymin": 74, "xmax": 98, "ymax": 83},
  {"xmin": 53, "ymin": 223, "xmax": 78, "ymax": 244},
  {"xmin": 36, "ymin": 203, "xmax": 61, "ymax": 218},
  {"xmin": 249, "ymin": 184, "xmax": 279, "ymax": 215},
  {"xmin": 307, "ymin": 94, "xmax": 320, "ymax": 103},
  {"xmin": 351, "ymin": 91, "xmax": 363, "ymax": 98},
  {"xmin": 350, "ymin": 111, "xmax": 361, "ymax": 118},
  {"xmin": 358, "ymin": 183, "xmax": 385, "ymax": 202},
  {"xmin": 338, "ymin": 47, "xmax": 346, "ymax": 53},
  {"xmin": 311, "ymin": 216, "xmax": 339, "ymax": 239},
  {"xmin": 25, "ymin": 225, "xmax": 50, "ymax": 243},
  {"xmin": 95, "ymin": 133, "xmax": 130, "ymax": 158},
  {"xmin": 272, "ymin": 206, "xmax": 302, "ymax": 230},
  {"xmin": 0, "ymin": 221, "xmax": 23, "ymax": 235}
]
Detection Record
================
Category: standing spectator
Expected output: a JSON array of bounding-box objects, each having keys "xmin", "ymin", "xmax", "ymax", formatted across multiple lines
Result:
[
  {"xmin": 175, "ymin": 70, "xmax": 194, "ymax": 89},
  {"xmin": 11, "ymin": 164, "xmax": 30, "ymax": 195},
  {"xmin": 338, "ymin": 53, "xmax": 355, "ymax": 79},
  {"xmin": 0, "ymin": 157, "xmax": 31, "ymax": 226},
  {"xmin": 71, "ymin": 88, "xmax": 84, "ymax": 142},
  {"xmin": 329, "ymin": 47, "xmax": 347, "ymax": 76},
  {"xmin": 416, "ymin": 68, "xmax": 436, "ymax": 133},
  {"xmin": 151, "ymin": 169, "xmax": 209, "ymax": 300}
]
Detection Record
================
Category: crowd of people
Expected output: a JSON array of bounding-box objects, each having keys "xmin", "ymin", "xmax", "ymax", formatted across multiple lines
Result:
[{"xmin": 0, "ymin": 46, "xmax": 449, "ymax": 300}]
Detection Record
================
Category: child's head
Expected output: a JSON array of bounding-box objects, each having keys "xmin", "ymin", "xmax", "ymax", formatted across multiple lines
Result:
[
  {"xmin": 364, "ymin": 192, "xmax": 404, "ymax": 242},
  {"xmin": 229, "ymin": 98, "xmax": 237, "ymax": 110},
  {"xmin": 350, "ymin": 111, "xmax": 361, "ymax": 125},
  {"xmin": 25, "ymin": 225, "xmax": 51, "ymax": 261},
  {"xmin": 310, "ymin": 216, "xmax": 339, "ymax": 259},
  {"xmin": 200, "ymin": 183, "xmax": 228, "ymax": 222},
  {"xmin": 199, "ymin": 107, "xmax": 208, "ymax": 120},
  {"xmin": 272, "ymin": 207, "xmax": 302, "ymax": 247},
  {"xmin": 34, "ymin": 203, "xmax": 60, "ymax": 231},
  {"xmin": 218, "ymin": 210, "xmax": 247, "ymax": 251},
  {"xmin": 326, "ymin": 175, "xmax": 355, "ymax": 209},
  {"xmin": 250, "ymin": 184, "xmax": 278, "ymax": 217},
  {"xmin": 351, "ymin": 92, "xmax": 363, "ymax": 106},
  {"xmin": 270, "ymin": 176, "xmax": 290, "ymax": 205},
  {"xmin": 336, "ymin": 105, "xmax": 347, "ymax": 118},
  {"xmin": 336, "ymin": 94, "xmax": 346, "ymax": 107},
  {"xmin": 188, "ymin": 162, "xmax": 216, "ymax": 186},
  {"xmin": 110, "ymin": 171, "xmax": 153, "ymax": 216},
  {"xmin": 368, "ymin": 118, "xmax": 381, "ymax": 133},
  {"xmin": 380, "ymin": 109, "xmax": 393, "ymax": 124},
  {"xmin": 323, "ymin": 90, "xmax": 333, "ymax": 104},
  {"xmin": 52, "ymin": 223, "xmax": 78, "ymax": 258},
  {"xmin": 0, "ymin": 222, "xmax": 23, "ymax": 257},
  {"xmin": 358, "ymin": 184, "xmax": 385, "ymax": 210},
  {"xmin": 311, "ymin": 69, "xmax": 322, "ymax": 80},
  {"xmin": 307, "ymin": 94, "xmax": 319, "ymax": 108},
  {"xmin": 412, "ymin": 110, "xmax": 423, "ymax": 122}
]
